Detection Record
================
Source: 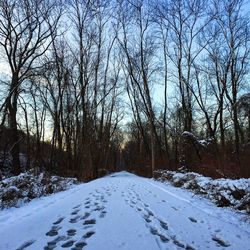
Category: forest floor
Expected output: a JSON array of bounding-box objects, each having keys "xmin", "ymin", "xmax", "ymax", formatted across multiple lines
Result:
[{"xmin": 0, "ymin": 171, "xmax": 249, "ymax": 250}]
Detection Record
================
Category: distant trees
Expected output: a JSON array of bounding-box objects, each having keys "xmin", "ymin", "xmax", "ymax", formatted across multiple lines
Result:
[
  {"xmin": 66, "ymin": 0, "xmax": 123, "ymax": 179},
  {"xmin": 117, "ymin": 0, "xmax": 161, "ymax": 176}
]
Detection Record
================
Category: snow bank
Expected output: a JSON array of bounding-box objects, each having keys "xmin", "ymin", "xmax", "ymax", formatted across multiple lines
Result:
[
  {"xmin": 154, "ymin": 170, "xmax": 250, "ymax": 214},
  {"xmin": 0, "ymin": 170, "xmax": 78, "ymax": 209}
]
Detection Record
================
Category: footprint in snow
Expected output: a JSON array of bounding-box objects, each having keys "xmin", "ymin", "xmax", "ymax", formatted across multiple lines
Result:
[
  {"xmin": 143, "ymin": 214, "xmax": 151, "ymax": 223},
  {"xmin": 92, "ymin": 205, "xmax": 105, "ymax": 211},
  {"xmin": 61, "ymin": 240, "xmax": 75, "ymax": 248},
  {"xmin": 159, "ymin": 234, "xmax": 169, "ymax": 243},
  {"xmin": 53, "ymin": 217, "xmax": 64, "ymax": 225},
  {"xmin": 71, "ymin": 209, "xmax": 80, "ymax": 215},
  {"xmin": 149, "ymin": 226, "xmax": 170, "ymax": 243},
  {"xmin": 172, "ymin": 236, "xmax": 185, "ymax": 248},
  {"xmin": 83, "ymin": 219, "xmax": 96, "ymax": 225},
  {"xmin": 69, "ymin": 215, "xmax": 81, "ymax": 223},
  {"xmin": 16, "ymin": 240, "xmax": 36, "ymax": 250},
  {"xmin": 171, "ymin": 206, "xmax": 178, "ymax": 211},
  {"xmin": 67, "ymin": 229, "xmax": 77, "ymax": 236},
  {"xmin": 46, "ymin": 226, "xmax": 61, "ymax": 237},
  {"xmin": 72, "ymin": 241, "xmax": 87, "ymax": 250},
  {"xmin": 158, "ymin": 219, "xmax": 168, "ymax": 230},
  {"xmin": 212, "ymin": 235, "xmax": 230, "ymax": 247},
  {"xmin": 73, "ymin": 204, "xmax": 81, "ymax": 209},
  {"xmin": 44, "ymin": 236, "xmax": 66, "ymax": 250},
  {"xmin": 149, "ymin": 226, "xmax": 158, "ymax": 235},
  {"xmin": 145, "ymin": 208, "xmax": 154, "ymax": 217},
  {"xmin": 83, "ymin": 231, "xmax": 95, "ymax": 239},
  {"xmin": 188, "ymin": 217, "xmax": 197, "ymax": 223},
  {"xmin": 186, "ymin": 244, "xmax": 196, "ymax": 250},
  {"xmin": 81, "ymin": 212, "xmax": 90, "ymax": 220},
  {"xmin": 100, "ymin": 210, "xmax": 107, "ymax": 218}
]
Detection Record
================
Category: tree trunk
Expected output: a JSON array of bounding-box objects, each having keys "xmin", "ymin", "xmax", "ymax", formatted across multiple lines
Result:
[
  {"xmin": 248, "ymin": 110, "xmax": 250, "ymax": 142},
  {"xmin": 150, "ymin": 126, "xmax": 155, "ymax": 177},
  {"xmin": 7, "ymin": 75, "xmax": 21, "ymax": 175}
]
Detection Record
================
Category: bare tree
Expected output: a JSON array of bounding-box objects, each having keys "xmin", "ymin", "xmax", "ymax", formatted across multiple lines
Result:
[
  {"xmin": 157, "ymin": 0, "xmax": 211, "ymax": 132},
  {"xmin": 0, "ymin": 0, "xmax": 63, "ymax": 174},
  {"xmin": 117, "ymin": 0, "xmax": 161, "ymax": 176},
  {"xmin": 213, "ymin": 0, "xmax": 250, "ymax": 157}
]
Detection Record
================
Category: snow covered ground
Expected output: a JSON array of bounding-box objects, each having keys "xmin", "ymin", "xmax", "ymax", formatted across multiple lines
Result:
[
  {"xmin": 0, "ymin": 171, "xmax": 77, "ymax": 209},
  {"xmin": 154, "ymin": 170, "xmax": 250, "ymax": 213},
  {"xmin": 0, "ymin": 172, "xmax": 249, "ymax": 250}
]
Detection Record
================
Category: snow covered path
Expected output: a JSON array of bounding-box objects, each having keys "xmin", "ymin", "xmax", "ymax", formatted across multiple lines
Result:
[{"xmin": 0, "ymin": 172, "xmax": 249, "ymax": 250}]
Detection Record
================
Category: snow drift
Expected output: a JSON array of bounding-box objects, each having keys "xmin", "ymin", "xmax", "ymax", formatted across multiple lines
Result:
[
  {"xmin": 0, "ymin": 170, "xmax": 78, "ymax": 209},
  {"xmin": 154, "ymin": 170, "xmax": 250, "ymax": 214}
]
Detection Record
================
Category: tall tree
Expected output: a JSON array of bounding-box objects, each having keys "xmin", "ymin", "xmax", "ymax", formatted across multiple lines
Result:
[{"xmin": 0, "ymin": 0, "xmax": 62, "ymax": 174}]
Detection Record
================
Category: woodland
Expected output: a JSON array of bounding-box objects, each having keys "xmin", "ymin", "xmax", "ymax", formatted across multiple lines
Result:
[{"xmin": 0, "ymin": 0, "xmax": 249, "ymax": 180}]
